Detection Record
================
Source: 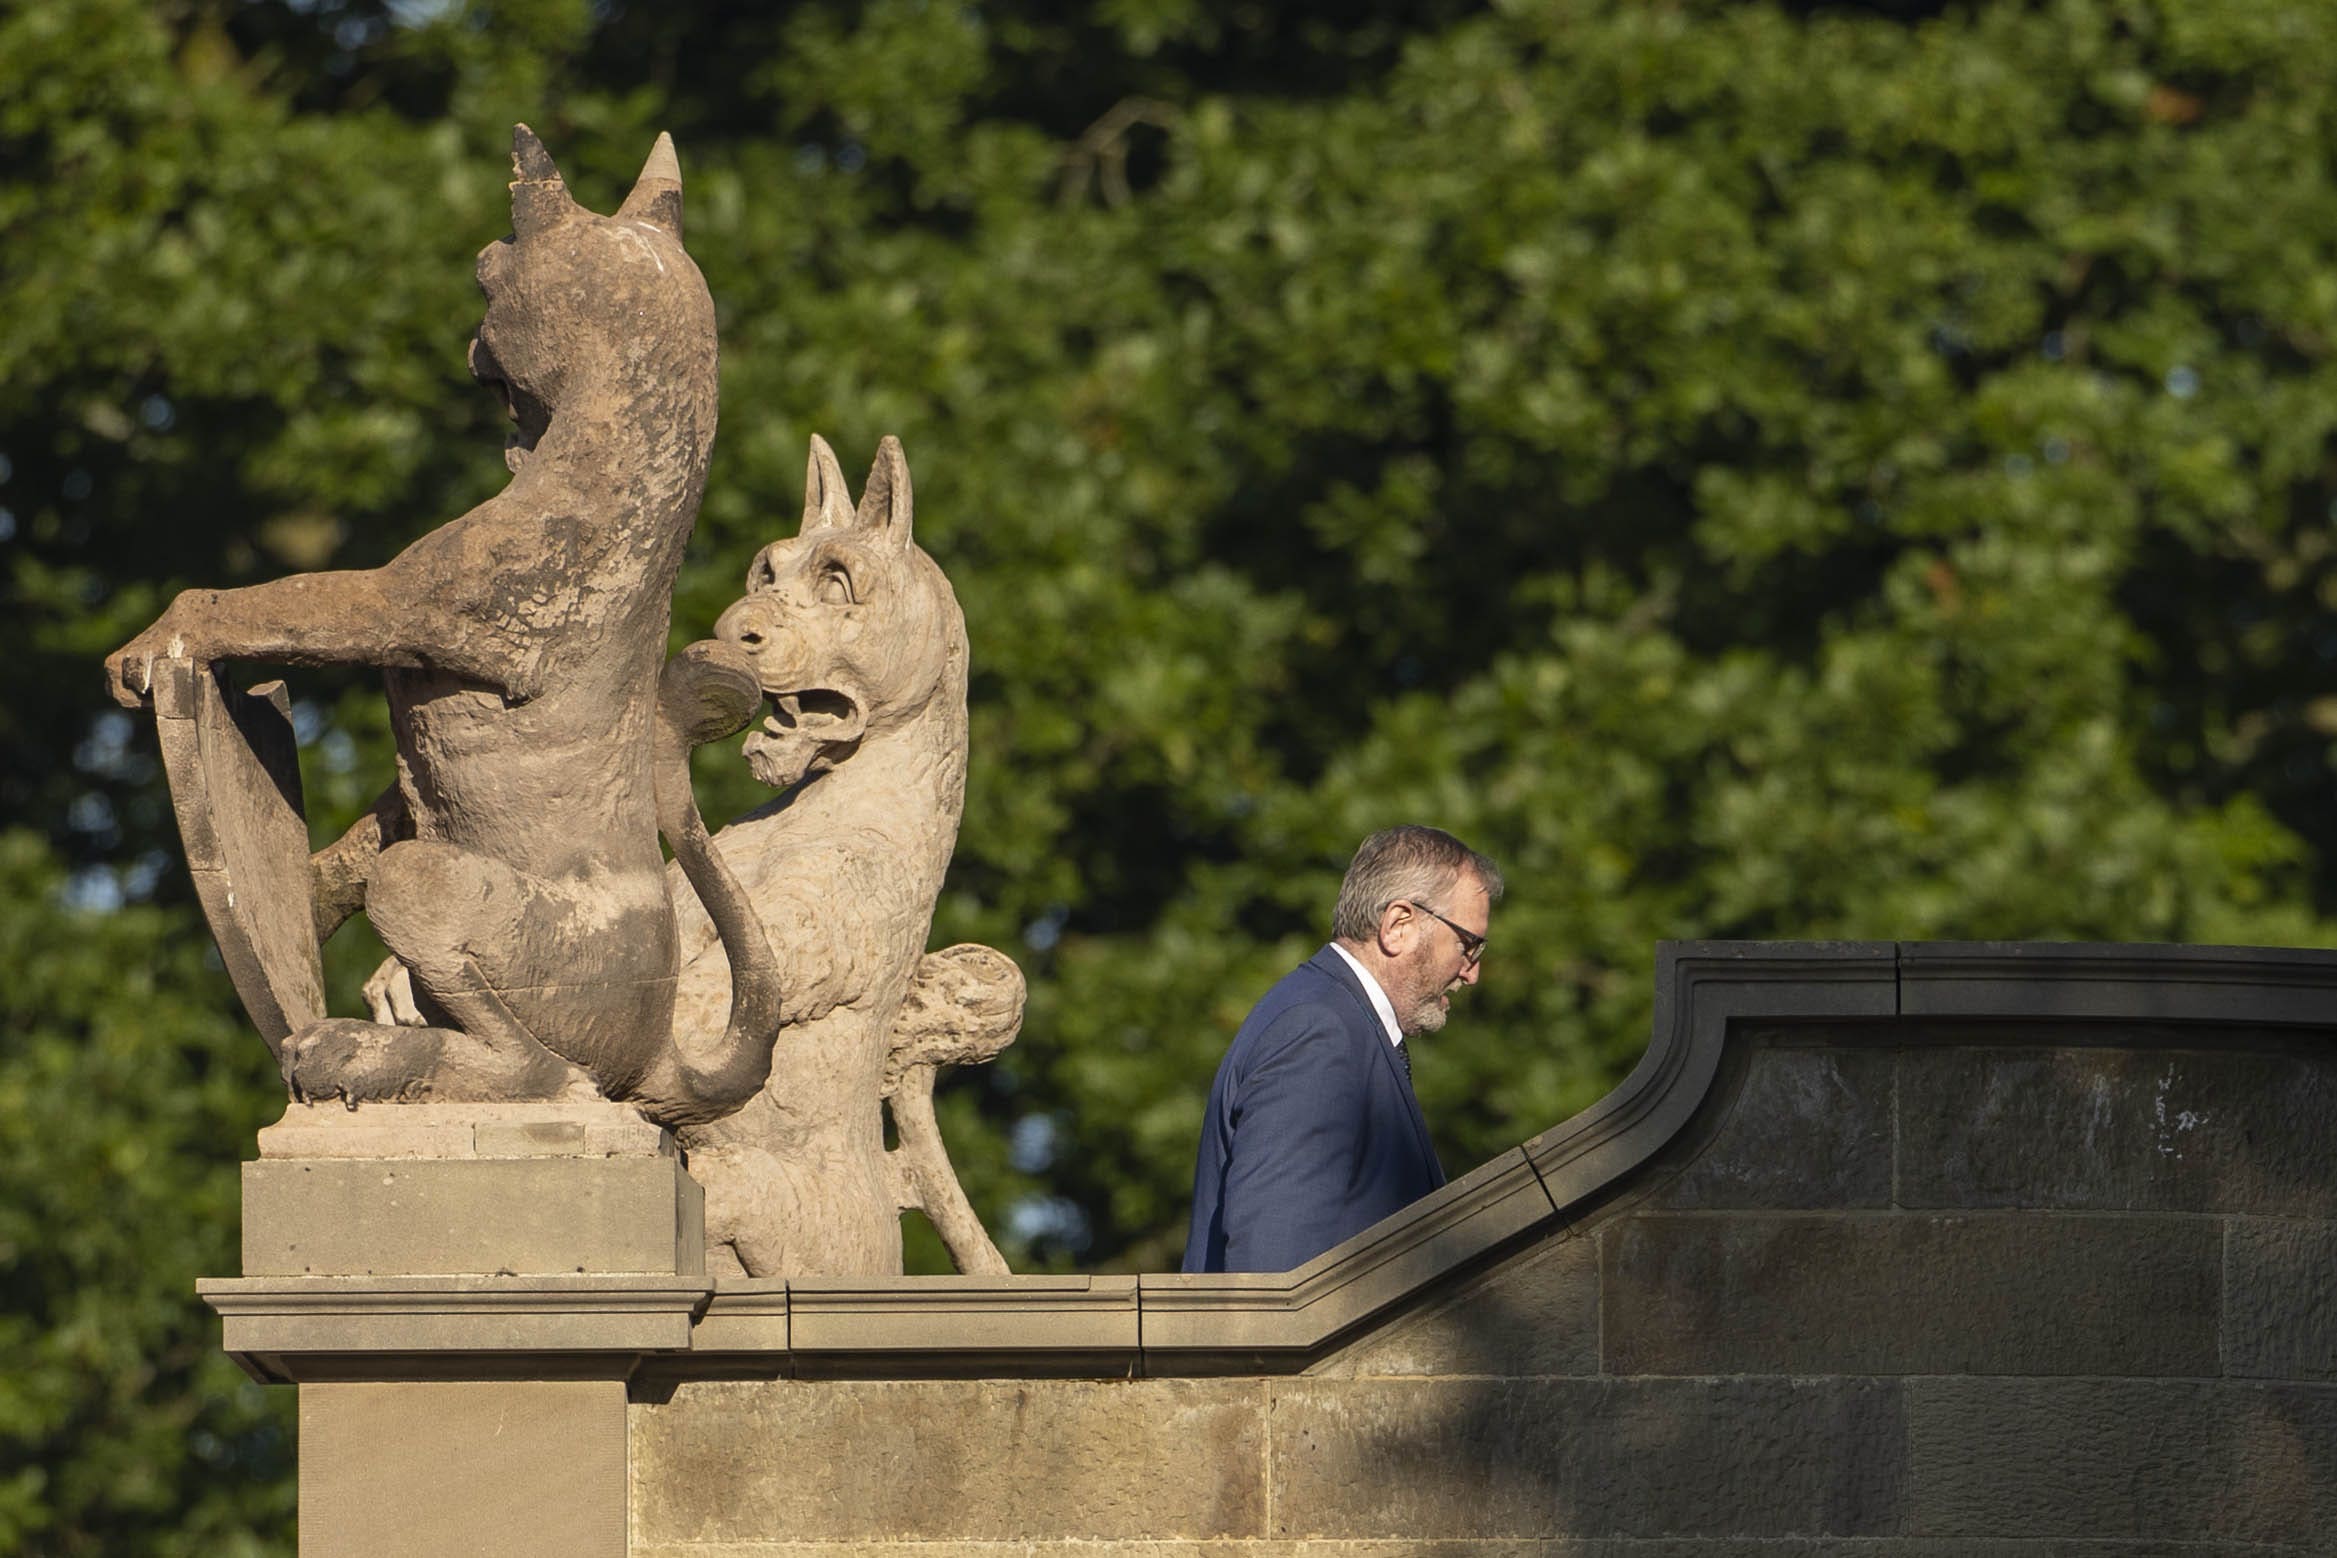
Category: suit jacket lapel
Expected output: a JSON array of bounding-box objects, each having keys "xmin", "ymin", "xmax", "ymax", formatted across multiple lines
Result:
[{"xmin": 1306, "ymin": 948, "xmax": 1444, "ymax": 1178}]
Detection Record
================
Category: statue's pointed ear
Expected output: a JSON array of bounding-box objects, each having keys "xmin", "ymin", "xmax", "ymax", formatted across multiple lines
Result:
[
  {"xmin": 801, "ymin": 435, "xmax": 857, "ymax": 533},
  {"xmin": 616, "ymin": 131, "xmax": 684, "ymax": 236},
  {"xmin": 853, "ymin": 435, "xmax": 913, "ymax": 549},
  {"xmin": 509, "ymin": 124, "xmax": 583, "ymax": 238}
]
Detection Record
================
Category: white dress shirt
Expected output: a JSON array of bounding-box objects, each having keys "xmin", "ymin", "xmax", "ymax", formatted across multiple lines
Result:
[{"xmin": 1327, "ymin": 941, "xmax": 1405, "ymax": 1055}]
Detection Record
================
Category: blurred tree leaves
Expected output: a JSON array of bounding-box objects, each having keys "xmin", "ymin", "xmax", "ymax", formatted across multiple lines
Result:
[
  {"xmin": 0, "ymin": 835, "xmax": 293, "ymax": 1555},
  {"xmin": 9, "ymin": 0, "xmax": 2337, "ymax": 1545}
]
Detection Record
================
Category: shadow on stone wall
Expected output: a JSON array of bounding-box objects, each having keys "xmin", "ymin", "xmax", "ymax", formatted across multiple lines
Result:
[{"xmin": 1272, "ymin": 1022, "xmax": 2337, "ymax": 1548}]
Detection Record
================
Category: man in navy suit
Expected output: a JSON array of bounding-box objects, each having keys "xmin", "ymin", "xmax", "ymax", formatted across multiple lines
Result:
[{"xmin": 1183, "ymin": 825, "xmax": 1502, "ymax": 1273}]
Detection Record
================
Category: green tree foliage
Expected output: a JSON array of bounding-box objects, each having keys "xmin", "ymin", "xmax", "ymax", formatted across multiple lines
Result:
[
  {"xmin": 0, "ymin": 835, "xmax": 293, "ymax": 1554},
  {"xmin": 8, "ymin": 0, "xmax": 2337, "ymax": 1544}
]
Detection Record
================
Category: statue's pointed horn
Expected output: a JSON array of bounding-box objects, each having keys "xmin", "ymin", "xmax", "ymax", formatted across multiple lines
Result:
[
  {"xmin": 854, "ymin": 435, "xmax": 913, "ymax": 548},
  {"xmin": 512, "ymin": 123, "xmax": 560, "ymax": 181},
  {"xmin": 509, "ymin": 123, "xmax": 581, "ymax": 238},
  {"xmin": 802, "ymin": 435, "xmax": 856, "ymax": 533},
  {"xmin": 616, "ymin": 131, "xmax": 685, "ymax": 236}
]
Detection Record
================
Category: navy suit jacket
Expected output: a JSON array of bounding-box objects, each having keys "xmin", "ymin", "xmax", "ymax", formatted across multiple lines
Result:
[{"xmin": 1182, "ymin": 947, "xmax": 1447, "ymax": 1273}]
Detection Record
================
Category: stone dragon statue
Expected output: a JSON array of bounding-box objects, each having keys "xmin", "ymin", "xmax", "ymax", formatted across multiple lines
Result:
[
  {"xmin": 673, "ymin": 435, "xmax": 1023, "ymax": 1277},
  {"xmin": 103, "ymin": 127, "xmax": 1019, "ymax": 1276}
]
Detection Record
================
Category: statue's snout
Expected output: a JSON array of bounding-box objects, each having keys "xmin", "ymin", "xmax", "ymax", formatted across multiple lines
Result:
[{"xmin": 715, "ymin": 594, "xmax": 780, "ymax": 655}]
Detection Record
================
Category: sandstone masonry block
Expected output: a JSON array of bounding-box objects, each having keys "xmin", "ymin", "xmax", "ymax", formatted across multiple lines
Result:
[
  {"xmin": 1897, "ymin": 1042, "xmax": 2337, "ymax": 1216},
  {"xmin": 1537, "ymin": 1544, "xmax": 2241, "ymax": 1557},
  {"xmin": 631, "ymin": 1378, "xmax": 1267, "ymax": 1543},
  {"xmin": 2224, "ymin": 1217, "xmax": 2337, "ymax": 1382},
  {"xmin": 301, "ymin": 1380, "xmax": 623, "ymax": 1558},
  {"xmin": 628, "ymin": 1537, "xmax": 2283, "ymax": 1557},
  {"xmin": 1313, "ymin": 1229, "xmax": 1598, "ymax": 1379},
  {"xmin": 1602, "ymin": 1212, "xmax": 2221, "ymax": 1377},
  {"xmin": 1905, "ymin": 1378, "xmax": 2337, "ymax": 1544},
  {"xmin": 1267, "ymin": 1378, "xmax": 1906, "ymax": 1539},
  {"xmin": 257, "ymin": 1099, "xmax": 671, "ymax": 1159},
  {"xmin": 631, "ymin": 1545, "xmax": 1546, "ymax": 1558},
  {"xmin": 1650, "ymin": 1042, "xmax": 1894, "ymax": 1210}
]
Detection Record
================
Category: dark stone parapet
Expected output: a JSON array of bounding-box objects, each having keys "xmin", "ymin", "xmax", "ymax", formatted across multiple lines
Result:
[{"xmin": 614, "ymin": 939, "xmax": 2337, "ymax": 1549}]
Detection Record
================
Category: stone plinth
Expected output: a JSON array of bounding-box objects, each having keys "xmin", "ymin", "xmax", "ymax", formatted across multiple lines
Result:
[
  {"xmin": 205, "ymin": 1100, "xmax": 711, "ymax": 1558},
  {"xmin": 243, "ymin": 1102, "xmax": 702, "ymax": 1279},
  {"xmin": 255, "ymin": 1099, "xmax": 673, "ymax": 1160}
]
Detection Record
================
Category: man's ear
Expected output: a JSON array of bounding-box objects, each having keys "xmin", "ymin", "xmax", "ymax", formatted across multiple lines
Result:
[{"xmin": 1375, "ymin": 901, "xmax": 1412, "ymax": 956}]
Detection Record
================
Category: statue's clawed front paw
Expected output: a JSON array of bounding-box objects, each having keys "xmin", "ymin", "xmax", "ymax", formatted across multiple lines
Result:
[
  {"xmin": 104, "ymin": 602, "xmax": 197, "ymax": 709},
  {"xmin": 283, "ymin": 1019, "xmax": 447, "ymax": 1108}
]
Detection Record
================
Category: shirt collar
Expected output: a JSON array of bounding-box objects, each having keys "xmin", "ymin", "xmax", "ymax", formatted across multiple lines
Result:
[{"xmin": 1327, "ymin": 941, "xmax": 1405, "ymax": 1050}]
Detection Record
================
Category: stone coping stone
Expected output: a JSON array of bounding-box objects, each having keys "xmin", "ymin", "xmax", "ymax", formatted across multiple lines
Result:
[
  {"xmin": 199, "ymin": 1273, "xmax": 713, "ymax": 1383},
  {"xmin": 1139, "ymin": 1146, "xmax": 1554, "ymax": 1358},
  {"xmin": 258, "ymin": 1099, "xmax": 671, "ymax": 1159},
  {"xmin": 785, "ymin": 1273, "xmax": 1137, "ymax": 1360},
  {"xmin": 691, "ymin": 1278, "xmax": 789, "ymax": 1354},
  {"xmin": 1898, "ymin": 939, "xmax": 2337, "ymax": 1025}
]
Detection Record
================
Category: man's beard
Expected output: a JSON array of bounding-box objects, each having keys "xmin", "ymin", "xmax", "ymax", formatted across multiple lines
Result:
[{"xmin": 1400, "ymin": 974, "xmax": 1452, "ymax": 1036}]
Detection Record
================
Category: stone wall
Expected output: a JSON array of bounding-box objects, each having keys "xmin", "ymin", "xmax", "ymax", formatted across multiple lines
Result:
[{"xmin": 629, "ymin": 959, "xmax": 2337, "ymax": 1553}]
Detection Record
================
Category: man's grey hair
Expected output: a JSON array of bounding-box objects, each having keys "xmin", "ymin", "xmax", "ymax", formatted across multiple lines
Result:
[{"xmin": 1331, "ymin": 825, "xmax": 1505, "ymax": 942}]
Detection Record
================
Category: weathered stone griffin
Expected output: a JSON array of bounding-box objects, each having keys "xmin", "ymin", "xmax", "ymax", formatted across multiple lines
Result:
[
  {"xmin": 673, "ymin": 436, "xmax": 1023, "ymax": 1277},
  {"xmin": 107, "ymin": 124, "xmax": 790, "ymax": 1123}
]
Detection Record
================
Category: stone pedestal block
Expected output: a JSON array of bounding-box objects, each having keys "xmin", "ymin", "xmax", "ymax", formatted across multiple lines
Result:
[
  {"xmin": 243, "ymin": 1156, "xmax": 703, "ymax": 1277},
  {"xmin": 241, "ymin": 1100, "xmax": 703, "ymax": 1278}
]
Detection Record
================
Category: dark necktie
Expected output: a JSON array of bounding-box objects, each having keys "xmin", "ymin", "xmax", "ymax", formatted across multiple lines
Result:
[{"xmin": 1397, "ymin": 1040, "xmax": 1412, "ymax": 1084}]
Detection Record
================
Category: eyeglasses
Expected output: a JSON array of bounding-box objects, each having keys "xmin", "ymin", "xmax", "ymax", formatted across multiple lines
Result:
[{"xmin": 1401, "ymin": 901, "xmax": 1486, "ymax": 965}]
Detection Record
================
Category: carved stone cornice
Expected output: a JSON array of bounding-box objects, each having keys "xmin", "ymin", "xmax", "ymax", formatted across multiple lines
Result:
[
  {"xmin": 784, "ymin": 1274, "xmax": 1139, "ymax": 1376},
  {"xmin": 198, "ymin": 1273, "xmax": 712, "ymax": 1384},
  {"xmin": 1522, "ymin": 940, "xmax": 1899, "ymax": 1212},
  {"xmin": 1896, "ymin": 938, "xmax": 2337, "ymax": 1022},
  {"xmin": 1137, "ymin": 1145, "xmax": 1555, "ymax": 1365}
]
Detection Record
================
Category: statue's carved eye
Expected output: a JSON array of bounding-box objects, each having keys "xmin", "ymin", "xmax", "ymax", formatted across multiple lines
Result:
[{"xmin": 816, "ymin": 565, "xmax": 854, "ymax": 606}]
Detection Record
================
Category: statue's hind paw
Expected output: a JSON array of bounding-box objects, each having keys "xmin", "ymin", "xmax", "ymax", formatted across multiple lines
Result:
[{"xmin": 282, "ymin": 1019, "xmax": 448, "ymax": 1108}]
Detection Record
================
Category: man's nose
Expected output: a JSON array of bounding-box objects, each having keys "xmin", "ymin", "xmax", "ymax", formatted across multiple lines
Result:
[{"xmin": 1457, "ymin": 955, "xmax": 1483, "ymax": 987}]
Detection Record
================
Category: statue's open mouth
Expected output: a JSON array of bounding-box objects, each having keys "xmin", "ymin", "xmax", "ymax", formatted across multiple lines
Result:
[
  {"xmin": 743, "ymin": 688, "xmax": 865, "ymax": 787},
  {"xmin": 469, "ymin": 335, "xmax": 550, "ymax": 472},
  {"xmin": 765, "ymin": 688, "xmax": 862, "ymax": 737}
]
